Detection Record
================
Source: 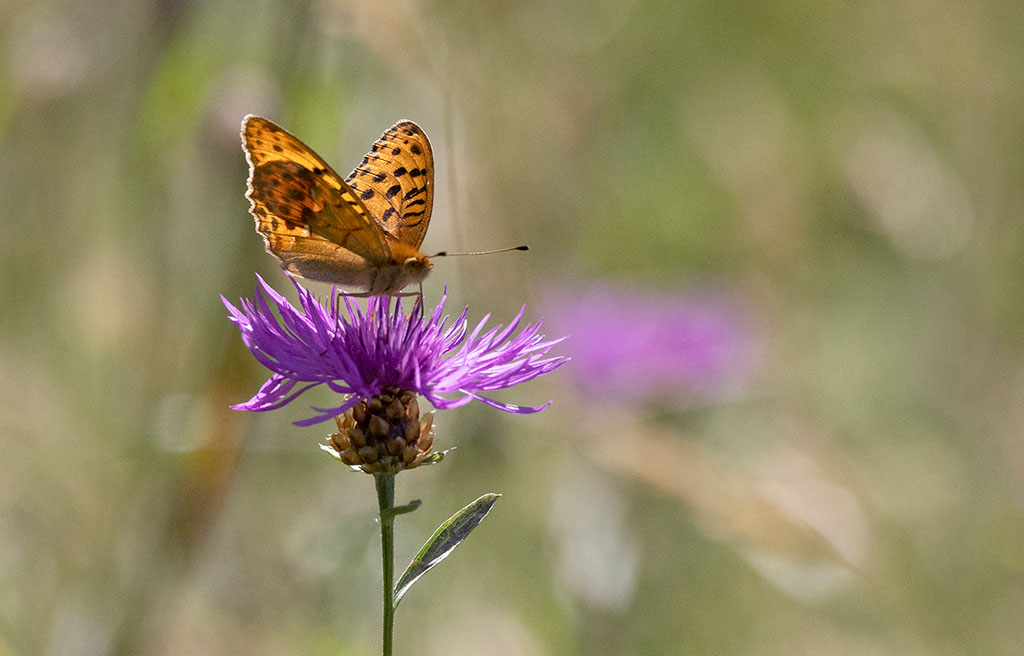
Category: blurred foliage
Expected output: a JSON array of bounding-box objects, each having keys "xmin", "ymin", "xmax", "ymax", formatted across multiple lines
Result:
[{"xmin": 2, "ymin": 0, "xmax": 1024, "ymax": 654}]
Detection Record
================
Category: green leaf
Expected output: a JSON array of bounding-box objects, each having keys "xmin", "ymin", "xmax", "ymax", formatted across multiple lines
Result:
[
  {"xmin": 420, "ymin": 447, "xmax": 454, "ymax": 466},
  {"xmin": 393, "ymin": 493, "xmax": 500, "ymax": 607}
]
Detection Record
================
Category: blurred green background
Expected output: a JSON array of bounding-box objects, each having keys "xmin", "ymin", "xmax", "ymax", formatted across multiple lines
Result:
[{"xmin": 3, "ymin": 1, "xmax": 1024, "ymax": 654}]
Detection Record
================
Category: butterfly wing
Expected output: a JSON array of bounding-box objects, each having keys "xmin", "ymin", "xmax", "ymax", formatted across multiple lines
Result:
[
  {"xmin": 242, "ymin": 116, "xmax": 393, "ymax": 273},
  {"xmin": 248, "ymin": 234, "xmax": 378, "ymax": 288},
  {"xmin": 344, "ymin": 120, "xmax": 434, "ymax": 250}
]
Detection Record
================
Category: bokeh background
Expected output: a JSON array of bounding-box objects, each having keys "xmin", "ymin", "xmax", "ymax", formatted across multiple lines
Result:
[{"xmin": 3, "ymin": 1, "xmax": 1024, "ymax": 654}]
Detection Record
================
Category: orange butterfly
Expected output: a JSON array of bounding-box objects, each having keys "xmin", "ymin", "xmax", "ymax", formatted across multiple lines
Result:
[{"xmin": 241, "ymin": 115, "xmax": 435, "ymax": 296}]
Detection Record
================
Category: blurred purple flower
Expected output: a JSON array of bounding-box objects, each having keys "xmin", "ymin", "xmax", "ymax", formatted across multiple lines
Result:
[
  {"xmin": 544, "ymin": 282, "xmax": 757, "ymax": 404},
  {"xmin": 224, "ymin": 275, "xmax": 567, "ymax": 426}
]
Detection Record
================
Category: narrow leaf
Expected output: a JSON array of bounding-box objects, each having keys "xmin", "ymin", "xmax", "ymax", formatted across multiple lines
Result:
[{"xmin": 394, "ymin": 493, "xmax": 500, "ymax": 606}]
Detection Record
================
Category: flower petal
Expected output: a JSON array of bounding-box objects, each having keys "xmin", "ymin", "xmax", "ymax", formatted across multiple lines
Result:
[{"xmin": 226, "ymin": 276, "xmax": 568, "ymax": 423}]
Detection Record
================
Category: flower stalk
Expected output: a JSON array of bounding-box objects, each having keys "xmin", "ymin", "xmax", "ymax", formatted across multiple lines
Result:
[{"xmin": 375, "ymin": 473, "xmax": 396, "ymax": 656}]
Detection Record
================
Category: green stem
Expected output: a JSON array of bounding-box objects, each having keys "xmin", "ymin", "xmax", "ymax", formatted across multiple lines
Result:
[{"xmin": 375, "ymin": 473, "xmax": 396, "ymax": 656}]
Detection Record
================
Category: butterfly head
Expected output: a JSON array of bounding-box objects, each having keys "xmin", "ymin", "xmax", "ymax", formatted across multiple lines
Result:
[
  {"xmin": 404, "ymin": 253, "xmax": 432, "ymax": 271},
  {"xmin": 368, "ymin": 241, "xmax": 432, "ymax": 295},
  {"xmin": 390, "ymin": 241, "xmax": 432, "ymax": 270},
  {"xmin": 397, "ymin": 252, "xmax": 432, "ymax": 287}
]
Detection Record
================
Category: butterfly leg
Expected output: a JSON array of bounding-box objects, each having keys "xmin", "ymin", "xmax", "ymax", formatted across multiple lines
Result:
[
  {"xmin": 319, "ymin": 290, "xmax": 343, "ymax": 356},
  {"xmin": 322, "ymin": 287, "xmax": 369, "ymax": 355}
]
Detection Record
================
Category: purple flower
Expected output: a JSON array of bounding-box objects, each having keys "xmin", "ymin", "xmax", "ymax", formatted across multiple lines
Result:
[
  {"xmin": 543, "ymin": 282, "xmax": 758, "ymax": 405},
  {"xmin": 223, "ymin": 275, "xmax": 567, "ymax": 426}
]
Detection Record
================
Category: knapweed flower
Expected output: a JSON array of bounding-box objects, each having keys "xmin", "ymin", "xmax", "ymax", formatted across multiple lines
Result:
[
  {"xmin": 223, "ymin": 275, "xmax": 567, "ymax": 435},
  {"xmin": 543, "ymin": 281, "xmax": 757, "ymax": 405}
]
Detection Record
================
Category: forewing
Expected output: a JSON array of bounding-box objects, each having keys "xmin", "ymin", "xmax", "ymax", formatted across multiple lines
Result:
[
  {"xmin": 242, "ymin": 115, "xmax": 391, "ymax": 264},
  {"xmin": 345, "ymin": 120, "xmax": 434, "ymax": 249}
]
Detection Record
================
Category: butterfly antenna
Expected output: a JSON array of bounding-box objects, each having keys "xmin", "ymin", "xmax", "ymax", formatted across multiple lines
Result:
[{"xmin": 430, "ymin": 245, "xmax": 529, "ymax": 257}]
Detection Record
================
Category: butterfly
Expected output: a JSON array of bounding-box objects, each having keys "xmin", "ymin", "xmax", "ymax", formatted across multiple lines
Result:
[{"xmin": 241, "ymin": 115, "xmax": 435, "ymax": 296}]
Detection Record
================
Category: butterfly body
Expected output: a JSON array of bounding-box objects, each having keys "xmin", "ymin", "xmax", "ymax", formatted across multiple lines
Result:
[
  {"xmin": 259, "ymin": 234, "xmax": 432, "ymax": 296},
  {"xmin": 357, "ymin": 243, "xmax": 432, "ymax": 296},
  {"xmin": 241, "ymin": 115, "xmax": 435, "ymax": 296}
]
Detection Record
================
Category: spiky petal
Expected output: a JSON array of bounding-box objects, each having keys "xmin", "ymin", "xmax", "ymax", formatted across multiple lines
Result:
[{"xmin": 223, "ymin": 275, "xmax": 567, "ymax": 426}]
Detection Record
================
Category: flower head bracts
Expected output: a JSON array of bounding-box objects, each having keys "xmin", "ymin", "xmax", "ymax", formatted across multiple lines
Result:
[{"xmin": 223, "ymin": 275, "xmax": 567, "ymax": 426}]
